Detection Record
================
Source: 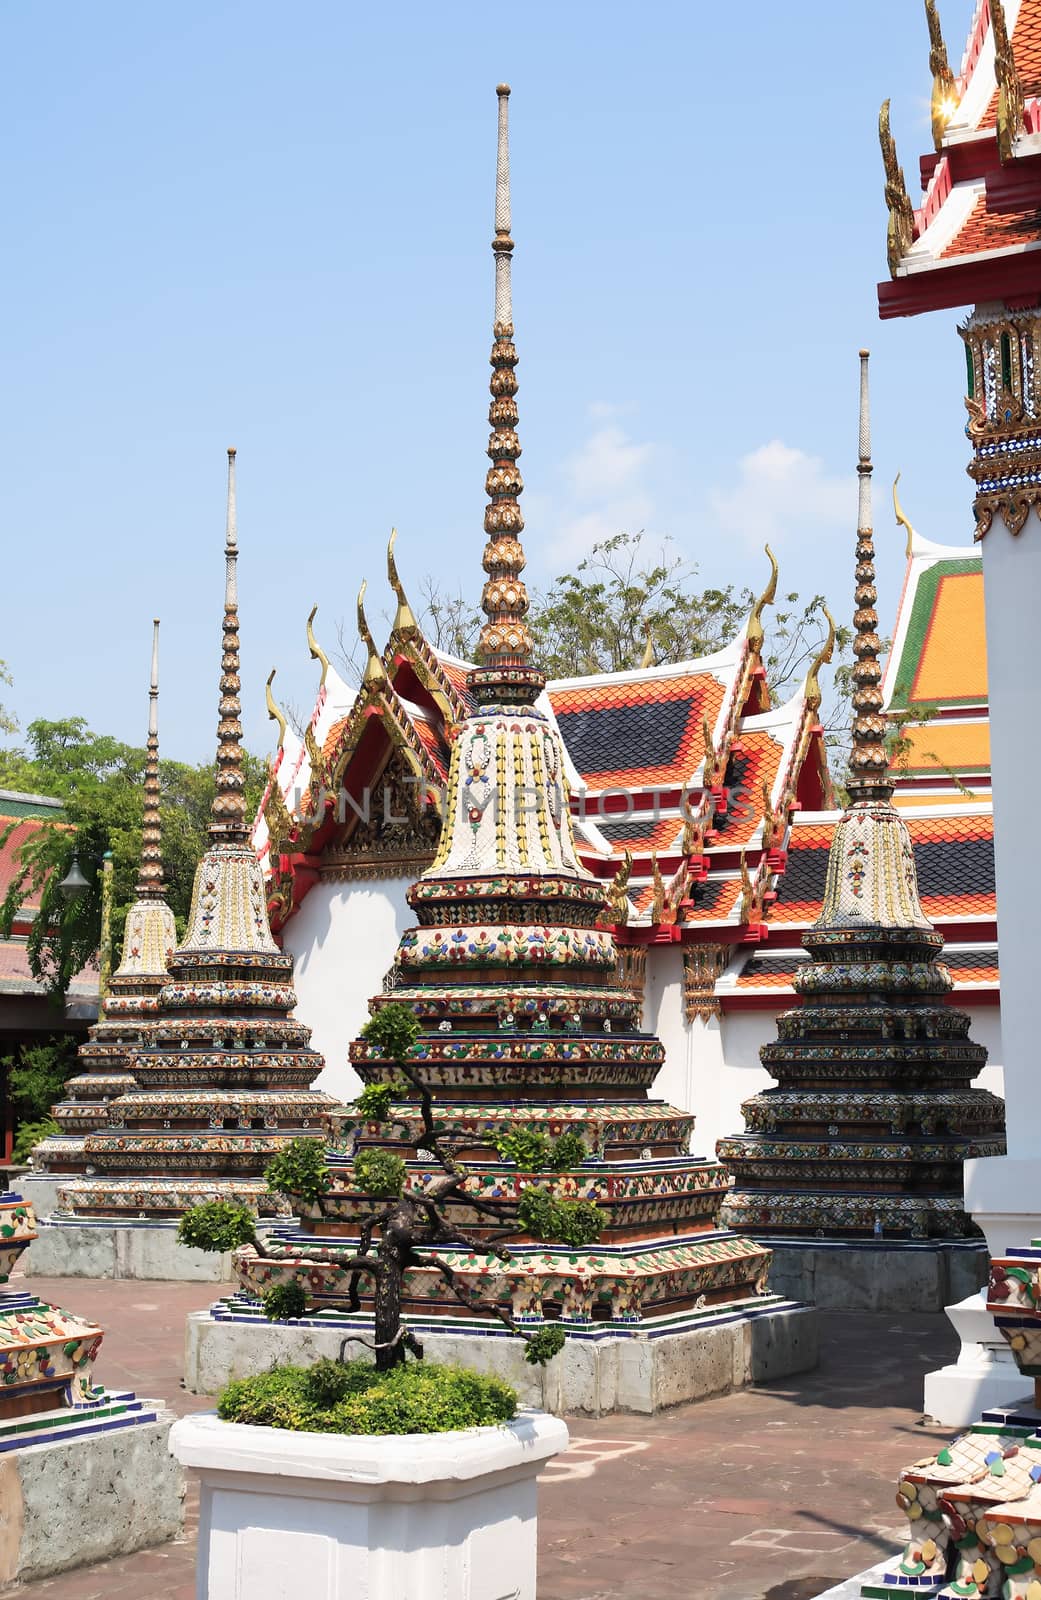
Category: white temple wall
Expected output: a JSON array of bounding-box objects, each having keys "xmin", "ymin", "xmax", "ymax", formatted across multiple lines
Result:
[{"xmin": 283, "ymin": 877, "xmax": 413, "ymax": 1105}]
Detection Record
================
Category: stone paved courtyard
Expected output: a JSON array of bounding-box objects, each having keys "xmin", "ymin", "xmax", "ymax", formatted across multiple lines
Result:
[{"xmin": 11, "ymin": 1278, "xmax": 960, "ymax": 1600}]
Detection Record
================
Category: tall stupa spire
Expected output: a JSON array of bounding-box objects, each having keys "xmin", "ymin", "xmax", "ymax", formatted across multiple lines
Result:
[
  {"xmin": 468, "ymin": 84, "xmax": 544, "ymax": 704},
  {"xmin": 210, "ymin": 447, "xmax": 248, "ymax": 842},
  {"xmin": 847, "ymin": 351, "xmax": 890, "ymax": 799},
  {"xmin": 136, "ymin": 619, "xmax": 166, "ymax": 899}
]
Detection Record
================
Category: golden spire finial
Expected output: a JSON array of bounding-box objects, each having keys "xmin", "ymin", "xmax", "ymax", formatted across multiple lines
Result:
[
  {"xmin": 879, "ymin": 99, "xmax": 915, "ymax": 276},
  {"xmin": 468, "ymin": 83, "xmax": 543, "ymax": 704},
  {"xmin": 357, "ymin": 581, "xmax": 386, "ymax": 687},
  {"xmin": 805, "ymin": 607, "xmax": 836, "ymax": 713},
  {"xmin": 306, "ymin": 604, "xmax": 330, "ymax": 690},
  {"xmin": 136, "ymin": 618, "xmax": 166, "ymax": 898},
  {"xmin": 265, "ymin": 668, "xmax": 288, "ymax": 751},
  {"xmin": 387, "ymin": 529, "xmax": 419, "ymax": 636},
  {"xmin": 747, "ymin": 543, "xmax": 778, "ymax": 653},
  {"xmin": 991, "ymin": 0, "xmax": 1024, "ymax": 161},
  {"xmin": 893, "ymin": 473, "xmax": 915, "ymax": 559},
  {"xmin": 639, "ymin": 624, "xmax": 655, "ymax": 670},
  {"xmin": 847, "ymin": 353, "xmax": 890, "ymax": 798},
  {"xmin": 925, "ymin": 1, "xmax": 958, "ymax": 151},
  {"xmin": 210, "ymin": 448, "xmax": 249, "ymax": 843}
]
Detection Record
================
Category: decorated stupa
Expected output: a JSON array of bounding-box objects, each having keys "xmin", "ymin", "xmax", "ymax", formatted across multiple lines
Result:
[
  {"xmin": 35, "ymin": 621, "xmax": 177, "ymax": 1179},
  {"xmin": 56, "ymin": 451, "xmax": 338, "ymax": 1221},
  {"xmin": 227, "ymin": 87, "xmax": 809, "ymax": 1363},
  {"xmin": 717, "ymin": 351, "xmax": 1004, "ymax": 1247}
]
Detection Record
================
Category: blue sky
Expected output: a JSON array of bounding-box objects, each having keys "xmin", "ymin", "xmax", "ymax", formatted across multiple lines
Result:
[{"xmin": 2, "ymin": 0, "xmax": 979, "ymax": 763}]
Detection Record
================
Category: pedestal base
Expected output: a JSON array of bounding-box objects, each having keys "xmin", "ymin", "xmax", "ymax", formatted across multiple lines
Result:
[
  {"xmin": 964, "ymin": 1155, "xmax": 1041, "ymax": 1257},
  {"xmin": 184, "ymin": 1295, "xmax": 819, "ymax": 1416},
  {"xmin": 16, "ymin": 1173, "xmax": 61, "ymax": 1219},
  {"xmin": 763, "ymin": 1239, "xmax": 988, "ymax": 1311},
  {"xmin": 24, "ymin": 1218, "xmax": 239, "ymax": 1281},
  {"xmin": 922, "ymin": 1288, "xmax": 1032, "ymax": 1427},
  {"xmin": 0, "ymin": 1400, "xmax": 183, "ymax": 1584}
]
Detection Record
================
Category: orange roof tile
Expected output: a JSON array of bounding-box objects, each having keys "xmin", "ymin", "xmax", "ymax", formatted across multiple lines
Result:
[
  {"xmin": 940, "ymin": 193, "xmax": 1041, "ymax": 259},
  {"xmin": 715, "ymin": 730, "xmax": 784, "ymax": 848},
  {"xmin": 911, "ymin": 571, "xmax": 988, "ymax": 703},
  {"xmin": 981, "ymin": 0, "xmax": 1041, "ymax": 125},
  {"xmin": 769, "ymin": 812, "xmax": 995, "ymax": 927},
  {"xmin": 893, "ymin": 720, "xmax": 991, "ymax": 777},
  {"xmin": 548, "ymin": 672, "xmax": 727, "ymax": 791}
]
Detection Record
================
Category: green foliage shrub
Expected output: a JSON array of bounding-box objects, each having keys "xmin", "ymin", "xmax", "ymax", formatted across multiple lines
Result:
[
  {"xmin": 265, "ymin": 1138, "xmax": 331, "ymax": 1205},
  {"xmin": 353, "ymin": 1148, "xmax": 407, "ymax": 1198},
  {"xmin": 494, "ymin": 1127, "xmax": 549, "ymax": 1168},
  {"xmin": 494, "ymin": 1128, "xmax": 587, "ymax": 1171},
  {"xmin": 517, "ymin": 1187, "xmax": 602, "ymax": 1247},
  {"xmin": 360, "ymin": 1004, "xmax": 420, "ymax": 1063},
  {"xmin": 12, "ymin": 1118, "xmax": 58, "ymax": 1165},
  {"xmin": 524, "ymin": 1325, "xmax": 567, "ymax": 1366},
  {"xmin": 177, "ymin": 1201, "xmax": 256, "ymax": 1254},
  {"xmin": 355, "ymin": 1081, "xmax": 407, "ymax": 1123},
  {"xmin": 262, "ymin": 1282, "xmax": 309, "ymax": 1322},
  {"xmin": 546, "ymin": 1131, "xmax": 587, "ymax": 1171},
  {"xmin": 218, "ymin": 1360, "xmax": 518, "ymax": 1435}
]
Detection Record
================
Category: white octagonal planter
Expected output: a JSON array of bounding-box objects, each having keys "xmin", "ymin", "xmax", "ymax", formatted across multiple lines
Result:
[{"xmin": 169, "ymin": 1408, "xmax": 569, "ymax": 1600}]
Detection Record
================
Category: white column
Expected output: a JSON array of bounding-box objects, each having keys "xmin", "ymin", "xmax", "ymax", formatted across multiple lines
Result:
[
  {"xmin": 963, "ymin": 511, "xmax": 1041, "ymax": 1254},
  {"xmin": 924, "ymin": 511, "xmax": 1041, "ymax": 1426}
]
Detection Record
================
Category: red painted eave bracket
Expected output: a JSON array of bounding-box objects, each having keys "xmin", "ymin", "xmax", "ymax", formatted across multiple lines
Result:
[{"xmin": 878, "ymin": 251, "xmax": 1041, "ymax": 319}]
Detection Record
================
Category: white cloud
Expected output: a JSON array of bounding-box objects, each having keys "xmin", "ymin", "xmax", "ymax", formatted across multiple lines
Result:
[
  {"xmin": 564, "ymin": 424, "xmax": 655, "ymax": 500},
  {"xmin": 532, "ymin": 409, "xmax": 661, "ymax": 569},
  {"xmin": 708, "ymin": 440, "xmax": 853, "ymax": 549}
]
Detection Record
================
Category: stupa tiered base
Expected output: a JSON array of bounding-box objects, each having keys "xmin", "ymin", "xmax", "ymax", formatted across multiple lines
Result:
[
  {"xmin": 185, "ymin": 1282, "xmax": 817, "ymax": 1417},
  {"xmin": 0, "ymin": 1194, "xmax": 184, "ymax": 1582}
]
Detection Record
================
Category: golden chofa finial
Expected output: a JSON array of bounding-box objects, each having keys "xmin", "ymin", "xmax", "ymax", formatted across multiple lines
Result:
[
  {"xmin": 747, "ymin": 543, "xmax": 778, "ymax": 654},
  {"xmin": 265, "ymin": 668, "xmax": 288, "ymax": 750},
  {"xmin": 879, "ymin": 99, "xmax": 915, "ymax": 276},
  {"xmin": 805, "ymin": 607, "xmax": 836, "ymax": 713},
  {"xmin": 991, "ymin": 0, "xmax": 1025, "ymax": 162},
  {"xmin": 650, "ymin": 853, "xmax": 667, "ymax": 924},
  {"xmin": 306, "ymin": 605, "xmax": 330, "ymax": 689},
  {"xmin": 639, "ymin": 624, "xmax": 655, "ymax": 670},
  {"xmin": 607, "ymin": 849, "xmax": 632, "ymax": 926},
  {"xmin": 357, "ymin": 581, "xmax": 386, "ymax": 687},
  {"xmin": 893, "ymin": 473, "xmax": 916, "ymax": 560},
  {"xmin": 925, "ymin": 0, "xmax": 958, "ymax": 151},
  {"xmin": 387, "ymin": 529, "xmax": 419, "ymax": 636}
]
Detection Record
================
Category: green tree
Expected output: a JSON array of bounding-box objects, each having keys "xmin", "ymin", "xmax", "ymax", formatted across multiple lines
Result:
[
  {"xmin": 401, "ymin": 533, "xmax": 851, "ymax": 741},
  {"xmin": 0, "ymin": 717, "xmax": 267, "ymax": 999}
]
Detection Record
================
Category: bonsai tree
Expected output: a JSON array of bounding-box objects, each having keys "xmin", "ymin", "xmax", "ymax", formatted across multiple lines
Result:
[{"xmin": 181, "ymin": 1003, "xmax": 602, "ymax": 1373}]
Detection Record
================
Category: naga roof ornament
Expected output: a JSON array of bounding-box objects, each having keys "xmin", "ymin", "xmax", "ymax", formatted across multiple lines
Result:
[
  {"xmin": 879, "ymin": 100, "xmax": 916, "ymax": 277},
  {"xmin": 387, "ymin": 528, "xmax": 419, "ymax": 638},
  {"xmin": 265, "ymin": 668, "xmax": 288, "ymax": 752},
  {"xmin": 746, "ymin": 544, "xmax": 778, "ymax": 655},
  {"xmin": 991, "ymin": 0, "xmax": 1025, "ymax": 161},
  {"xmin": 306, "ymin": 604, "xmax": 330, "ymax": 689},
  {"xmin": 925, "ymin": 0, "xmax": 958, "ymax": 151}
]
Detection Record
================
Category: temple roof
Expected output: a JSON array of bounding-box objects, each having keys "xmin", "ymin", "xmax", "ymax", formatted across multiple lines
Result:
[
  {"xmin": 767, "ymin": 804, "xmax": 995, "ymax": 932},
  {"xmin": 881, "ymin": 527, "xmax": 990, "ymax": 799},
  {"xmin": 879, "ymin": 0, "xmax": 1041, "ymax": 316},
  {"xmin": 253, "ymin": 573, "xmax": 832, "ymax": 938}
]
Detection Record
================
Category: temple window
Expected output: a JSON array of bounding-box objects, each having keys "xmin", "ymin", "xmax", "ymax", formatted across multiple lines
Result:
[{"xmin": 1000, "ymin": 330, "xmax": 1013, "ymax": 392}]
